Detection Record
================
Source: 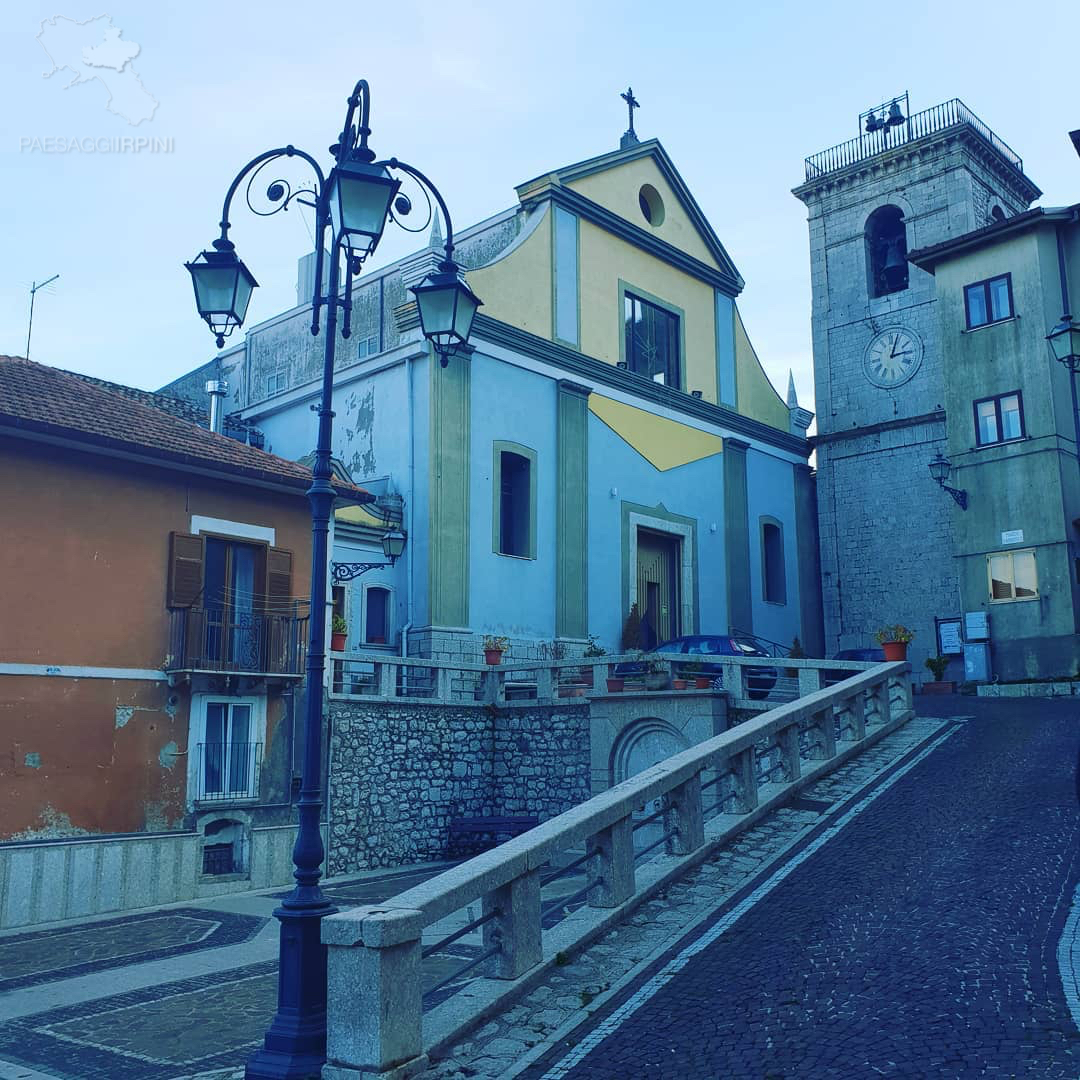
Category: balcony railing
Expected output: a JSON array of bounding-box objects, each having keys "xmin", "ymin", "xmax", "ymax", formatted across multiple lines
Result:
[
  {"xmin": 195, "ymin": 741, "xmax": 262, "ymax": 803},
  {"xmin": 802, "ymin": 98, "xmax": 1026, "ymax": 184},
  {"xmin": 167, "ymin": 607, "xmax": 308, "ymax": 677}
]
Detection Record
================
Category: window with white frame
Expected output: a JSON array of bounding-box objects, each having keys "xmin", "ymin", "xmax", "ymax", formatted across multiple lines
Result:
[
  {"xmin": 190, "ymin": 695, "xmax": 264, "ymax": 804},
  {"xmin": 987, "ymin": 549, "xmax": 1038, "ymax": 603},
  {"xmin": 266, "ymin": 371, "xmax": 287, "ymax": 396}
]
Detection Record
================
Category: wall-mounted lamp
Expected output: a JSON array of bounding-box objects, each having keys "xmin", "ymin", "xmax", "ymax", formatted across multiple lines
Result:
[
  {"xmin": 928, "ymin": 452, "xmax": 967, "ymax": 509},
  {"xmin": 331, "ymin": 528, "xmax": 406, "ymax": 582}
]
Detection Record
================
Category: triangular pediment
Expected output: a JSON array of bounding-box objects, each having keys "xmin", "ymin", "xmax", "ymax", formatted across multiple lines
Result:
[{"xmin": 516, "ymin": 140, "xmax": 743, "ymax": 289}]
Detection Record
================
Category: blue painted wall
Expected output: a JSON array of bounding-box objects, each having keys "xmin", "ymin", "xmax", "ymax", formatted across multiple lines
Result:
[
  {"xmin": 586, "ymin": 416, "xmax": 728, "ymax": 652},
  {"xmin": 745, "ymin": 449, "xmax": 801, "ymax": 647},
  {"xmin": 468, "ymin": 353, "xmax": 558, "ymax": 638}
]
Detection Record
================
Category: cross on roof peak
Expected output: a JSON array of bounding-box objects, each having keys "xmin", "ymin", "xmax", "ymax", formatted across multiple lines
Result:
[{"xmin": 620, "ymin": 86, "xmax": 640, "ymax": 149}]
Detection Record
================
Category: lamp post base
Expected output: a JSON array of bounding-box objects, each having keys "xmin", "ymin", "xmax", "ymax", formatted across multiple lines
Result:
[{"xmin": 245, "ymin": 896, "xmax": 338, "ymax": 1080}]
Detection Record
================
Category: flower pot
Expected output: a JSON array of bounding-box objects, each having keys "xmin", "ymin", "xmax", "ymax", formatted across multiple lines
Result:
[
  {"xmin": 922, "ymin": 680, "xmax": 955, "ymax": 695},
  {"xmin": 606, "ymin": 677, "xmax": 624, "ymax": 693},
  {"xmin": 881, "ymin": 641, "xmax": 908, "ymax": 662},
  {"xmin": 672, "ymin": 679, "xmax": 688, "ymax": 690},
  {"xmin": 695, "ymin": 677, "xmax": 711, "ymax": 689},
  {"xmin": 484, "ymin": 649, "xmax": 503, "ymax": 666},
  {"xmin": 330, "ymin": 632, "xmax": 347, "ymax": 652}
]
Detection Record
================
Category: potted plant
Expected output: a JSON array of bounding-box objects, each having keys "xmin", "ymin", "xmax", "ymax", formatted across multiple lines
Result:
[
  {"xmin": 483, "ymin": 635, "xmax": 509, "ymax": 666},
  {"xmin": 923, "ymin": 654, "xmax": 955, "ymax": 694},
  {"xmin": 672, "ymin": 676, "xmax": 688, "ymax": 690},
  {"xmin": 331, "ymin": 614, "xmax": 348, "ymax": 652},
  {"xmin": 684, "ymin": 661, "xmax": 711, "ymax": 689},
  {"xmin": 785, "ymin": 635, "xmax": 806, "ymax": 678},
  {"xmin": 876, "ymin": 624, "xmax": 914, "ymax": 661},
  {"xmin": 621, "ymin": 604, "xmax": 642, "ymax": 653},
  {"xmin": 643, "ymin": 653, "xmax": 669, "ymax": 691},
  {"xmin": 581, "ymin": 634, "xmax": 606, "ymax": 688}
]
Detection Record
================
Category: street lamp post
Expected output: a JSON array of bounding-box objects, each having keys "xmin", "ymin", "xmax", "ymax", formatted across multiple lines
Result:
[{"xmin": 185, "ymin": 79, "xmax": 480, "ymax": 1080}]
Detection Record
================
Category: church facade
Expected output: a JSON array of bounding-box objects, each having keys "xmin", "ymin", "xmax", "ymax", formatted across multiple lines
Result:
[{"xmin": 166, "ymin": 133, "xmax": 821, "ymax": 663}]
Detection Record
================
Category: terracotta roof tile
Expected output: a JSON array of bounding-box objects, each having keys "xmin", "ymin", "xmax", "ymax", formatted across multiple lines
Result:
[{"xmin": 0, "ymin": 356, "xmax": 371, "ymax": 502}]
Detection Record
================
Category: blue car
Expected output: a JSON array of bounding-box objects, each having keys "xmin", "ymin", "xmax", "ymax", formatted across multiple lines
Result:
[{"xmin": 615, "ymin": 634, "xmax": 778, "ymax": 700}]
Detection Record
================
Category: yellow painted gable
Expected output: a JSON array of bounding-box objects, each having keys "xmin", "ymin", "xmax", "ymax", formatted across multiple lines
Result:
[
  {"xmin": 465, "ymin": 205, "xmax": 552, "ymax": 340},
  {"xmin": 566, "ymin": 157, "xmax": 720, "ymax": 269},
  {"xmin": 589, "ymin": 394, "xmax": 723, "ymax": 470},
  {"xmin": 733, "ymin": 305, "xmax": 789, "ymax": 431}
]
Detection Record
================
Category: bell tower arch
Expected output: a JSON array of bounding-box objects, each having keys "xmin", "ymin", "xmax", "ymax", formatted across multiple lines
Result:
[{"xmin": 793, "ymin": 97, "xmax": 1041, "ymax": 670}]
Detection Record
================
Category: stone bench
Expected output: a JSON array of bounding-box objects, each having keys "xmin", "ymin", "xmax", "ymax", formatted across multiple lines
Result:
[{"xmin": 448, "ymin": 815, "xmax": 538, "ymax": 856}]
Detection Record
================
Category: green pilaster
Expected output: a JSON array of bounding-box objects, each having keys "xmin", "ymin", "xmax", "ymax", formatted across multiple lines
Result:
[
  {"xmin": 556, "ymin": 380, "xmax": 590, "ymax": 639},
  {"xmin": 428, "ymin": 347, "xmax": 471, "ymax": 627},
  {"xmin": 793, "ymin": 463, "xmax": 825, "ymax": 656},
  {"xmin": 723, "ymin": 438, "xmax": 752, "ymax": 633}
]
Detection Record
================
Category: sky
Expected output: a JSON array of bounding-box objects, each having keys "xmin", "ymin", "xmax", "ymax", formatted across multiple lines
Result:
[{"xmin": 2, "ymin": 1, "xmax": 1078, "ymax": 415}]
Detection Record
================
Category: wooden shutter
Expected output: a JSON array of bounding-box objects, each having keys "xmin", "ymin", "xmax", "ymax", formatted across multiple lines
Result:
[
  {"xmin": 168, "ymin": 532, "xmax": 204, "ymax": 608},
  {"xmin": 266, "ymin": 547, "xmax": 293, "ymax": 613}
]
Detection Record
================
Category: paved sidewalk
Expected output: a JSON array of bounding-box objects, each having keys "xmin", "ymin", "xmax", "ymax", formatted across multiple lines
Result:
[{"xmin": 0, "ymin": 862, "xmax": 456, "ymax": 1080}]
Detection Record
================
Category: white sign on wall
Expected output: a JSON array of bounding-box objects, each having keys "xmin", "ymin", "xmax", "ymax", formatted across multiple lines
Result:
[
  {"xmin": 965, "ymin": 611, "xmax": 990, "ymax": 641},
  {"xmin": 1001, "ymin": 529, "xmax": 1024, "ymax": 545}
]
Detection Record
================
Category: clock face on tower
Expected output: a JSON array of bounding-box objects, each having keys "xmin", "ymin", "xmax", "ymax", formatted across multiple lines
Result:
[{"xmin": 863, "ymin": 327, "xmax": 923, "ymax": 388}]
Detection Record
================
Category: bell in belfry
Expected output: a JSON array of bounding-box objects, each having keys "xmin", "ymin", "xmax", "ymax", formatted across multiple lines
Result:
[
  {"xmin": 881, "ymin": 233, "xmax": 908, "ymax": 290},
  {"xmin": 886, "ymin": 100, "xmax": 906, "ymax": 128}
]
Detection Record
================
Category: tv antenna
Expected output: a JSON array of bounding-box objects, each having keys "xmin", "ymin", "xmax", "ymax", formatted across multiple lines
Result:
[{"xmin": 26, "ymin": 274, "xmax": 59, "ymax": 360}]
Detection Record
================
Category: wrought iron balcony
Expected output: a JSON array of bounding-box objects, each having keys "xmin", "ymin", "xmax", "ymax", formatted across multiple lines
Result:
[
  {"xmin": 195, "ymin": 741, "xmax": 262, "ymax": 803},
  {"xmin": 166, "ymin": 607, "xmax": 308, "ymax": 678},
  {"xmin": 802, "ymin": 98, "xmax": 1026, "ymax": 185}
]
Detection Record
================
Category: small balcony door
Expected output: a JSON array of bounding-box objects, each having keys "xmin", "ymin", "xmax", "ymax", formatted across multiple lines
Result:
[
  {"xmin": 199, "ymin": 701, "xmax": 260, "ymax": 801},
  {"xmin": 204, "ymin": 537, "xmax": 264, "ymax": 669}
]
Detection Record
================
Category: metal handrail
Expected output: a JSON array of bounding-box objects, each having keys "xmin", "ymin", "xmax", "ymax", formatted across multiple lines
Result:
[{"xmin": 803, "ymin": 98, "xmax": 1025, "ymax": 183}]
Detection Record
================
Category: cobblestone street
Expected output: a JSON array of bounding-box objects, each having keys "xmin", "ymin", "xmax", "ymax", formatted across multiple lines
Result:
[{"xmin": 0, "ymin": 699, "xmax": 1076, "ymax": 1080}]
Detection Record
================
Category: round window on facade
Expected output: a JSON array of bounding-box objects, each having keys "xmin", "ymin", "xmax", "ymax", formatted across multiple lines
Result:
[{"xmin": 638, "ymin": 184, "xmax": 665, "ymax": 227}]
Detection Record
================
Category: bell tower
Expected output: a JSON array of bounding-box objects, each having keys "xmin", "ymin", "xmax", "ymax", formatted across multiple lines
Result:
[{"xmin": 793, "ymin": 96, "xmax": 1040, "ymax": 670}]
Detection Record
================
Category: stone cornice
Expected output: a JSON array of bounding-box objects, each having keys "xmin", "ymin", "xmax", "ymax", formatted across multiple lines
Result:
[{"xmin": 812, "ymin": 409, "xmax": 946, "ymax": 447}]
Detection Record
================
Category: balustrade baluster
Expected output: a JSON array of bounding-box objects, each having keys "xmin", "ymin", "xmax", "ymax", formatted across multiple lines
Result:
[
  {"xmin": 482, "ymin": 869, "xmax": 542, "ymax": 979},
  {"xmin": 587, "ymin": 817, "xmax": 636, "ymax": 907}
]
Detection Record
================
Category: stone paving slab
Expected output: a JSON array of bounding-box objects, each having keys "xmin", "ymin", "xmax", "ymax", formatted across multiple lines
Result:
[{"xmin": 0, "ymin": 910, "xmax": 265, "ymax": 994}]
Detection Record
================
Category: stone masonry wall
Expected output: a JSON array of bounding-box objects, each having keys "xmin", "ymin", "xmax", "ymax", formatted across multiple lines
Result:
[{"xmin": 327, "ymin": 700, "xmax": 590, "ymax": 875}]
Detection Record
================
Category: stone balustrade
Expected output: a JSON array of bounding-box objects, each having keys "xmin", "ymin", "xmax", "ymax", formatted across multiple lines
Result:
[
  {"xmin": 328, "ymin": 651, "xmax": 877, "ymax": 712},
  {"xmin": 321, "ymin": 661, "xmax": 914, "ymax": 1079}
]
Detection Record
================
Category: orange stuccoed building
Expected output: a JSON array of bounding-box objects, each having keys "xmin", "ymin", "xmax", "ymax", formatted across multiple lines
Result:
[{"xmin": 0, "ymin": 356, "xmax": 371, "ymax": 927}]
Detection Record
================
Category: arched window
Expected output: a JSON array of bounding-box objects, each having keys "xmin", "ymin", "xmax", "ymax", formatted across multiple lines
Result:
[
  {"xmin": 990, "ymin": 204, "xmax": 1007, "ymax": 225},
  {"xmin": 760, "ymin": 518, "xmax": 786, "ymax": 605},
  {"xmin": 865, "ymin": 205, "xmax": 908, "ymax": 298}
]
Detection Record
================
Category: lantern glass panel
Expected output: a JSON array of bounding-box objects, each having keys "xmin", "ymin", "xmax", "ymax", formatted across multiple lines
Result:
[
  {"xmin": 416, "ymin": 283, "xmax": 458, "ymax": 340},
  {"xmin": 192, "ymin": 264, "xmax": 241, "ymax": 317},
  {"xmin": 329, "ymin": 166, "xmax": 397, "ymax": 253}
]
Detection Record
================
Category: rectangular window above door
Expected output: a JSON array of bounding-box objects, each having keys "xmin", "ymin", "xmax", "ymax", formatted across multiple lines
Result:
[{"xmin": 624, "ymin": 291, "xmax": 681, "ymax": 387}]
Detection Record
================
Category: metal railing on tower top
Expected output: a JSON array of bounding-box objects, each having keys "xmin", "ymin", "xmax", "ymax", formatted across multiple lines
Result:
[{"xmin": 802, "ymin": 98, "xmax": 1025, "ymax": 184}]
